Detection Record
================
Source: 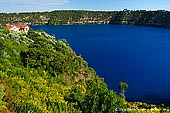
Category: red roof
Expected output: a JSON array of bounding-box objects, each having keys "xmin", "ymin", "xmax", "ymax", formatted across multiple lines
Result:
[
  {"xmin": 6, "ymin": 25, "xmax": 14, "ymax": 29},
  {"xmin": 6, "ymin": 24, "xmax": 28, "ymax": 29},
  {"xmin": 16, "ymin": 24, "xmax": 28, "ymax": 28}
]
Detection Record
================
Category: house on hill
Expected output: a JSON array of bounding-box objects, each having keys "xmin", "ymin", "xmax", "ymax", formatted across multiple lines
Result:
[
  {"xmin": 6, "ymin": 25, "xmax": 18, "ymax": 32},
  {"xmin": 6, "ymin": 24, "xmax": 29, "ymax": 33}
]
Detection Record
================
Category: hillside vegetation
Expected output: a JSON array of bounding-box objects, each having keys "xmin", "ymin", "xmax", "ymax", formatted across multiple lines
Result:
[
  {"xmin": 0, "ymin": 26, "xmax": 126, "ymax": 113},
  {"xmin": 2, "ymin": 10, "xmax": 170, "ymax": 28},
  {"xmin": 0, "ymin": 10, "xmax": 114, "ymax": 25},
  {"xmin": 109, "ymin": 10, "xmax": 170, "ymax": 28}
]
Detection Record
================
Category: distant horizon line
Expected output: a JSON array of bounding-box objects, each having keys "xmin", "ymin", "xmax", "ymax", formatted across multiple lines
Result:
[{"xmin": 1, "ymin": 9, "xmax": 170, "ymax": 14}]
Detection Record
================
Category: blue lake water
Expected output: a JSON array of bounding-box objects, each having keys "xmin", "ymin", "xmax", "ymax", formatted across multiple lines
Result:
[{"xmin": 31, "ymin": 24, "xmax": 170, "ymax": 105}]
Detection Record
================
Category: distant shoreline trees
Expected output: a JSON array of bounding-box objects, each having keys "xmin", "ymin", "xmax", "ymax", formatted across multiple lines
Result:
[{"xmin": 1, "ymin": 10, "xmax": 170, "ymax": 28}]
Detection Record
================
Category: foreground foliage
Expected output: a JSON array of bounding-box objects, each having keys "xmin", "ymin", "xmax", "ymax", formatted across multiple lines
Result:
[{"xmin": 0, "ymin": 27, "xmax": 125, "ymax": 112}]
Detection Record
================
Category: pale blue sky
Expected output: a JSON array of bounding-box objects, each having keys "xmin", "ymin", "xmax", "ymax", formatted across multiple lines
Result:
[{"xmin": 1, "ymin": 0, "xmax": 170, "ymax": 13}]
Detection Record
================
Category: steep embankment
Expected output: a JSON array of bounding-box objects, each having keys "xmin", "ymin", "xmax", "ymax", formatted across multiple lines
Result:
[{"xmin": 0, "ymin": 26, "xmax": 125, "ymax": 113}]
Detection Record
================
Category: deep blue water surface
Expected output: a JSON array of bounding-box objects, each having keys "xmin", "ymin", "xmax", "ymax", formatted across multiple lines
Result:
[{"xmin": 31, "ymin": 24, "xmax": 170, "ymax": 105}]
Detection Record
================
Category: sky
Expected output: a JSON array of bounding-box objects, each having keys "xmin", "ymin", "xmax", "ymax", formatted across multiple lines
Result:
[{"xmin": 1, "ymin": 0, "xmax": 170, "ymax": 13}]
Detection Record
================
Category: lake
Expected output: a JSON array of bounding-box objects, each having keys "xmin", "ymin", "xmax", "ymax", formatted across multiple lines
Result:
[{"xmin": 31, "ymin": 24, "xmax": 170, "ymax": 105}]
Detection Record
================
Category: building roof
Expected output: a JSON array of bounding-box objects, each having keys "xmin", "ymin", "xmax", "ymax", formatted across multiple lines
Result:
[
  {"xmin": 6, "ymin": 24, "xmax": 28, "ymax": 29},
  {"xmin": 5, "ymin": 24, "xmax": 29, "ymax": 32},
  {"xmin": 16, "ymin": 24, "xmax": 28, "ymax": 29},
  {"xmin": 6, "ymin": 25, "xmax": 14, "ymax": 29}
]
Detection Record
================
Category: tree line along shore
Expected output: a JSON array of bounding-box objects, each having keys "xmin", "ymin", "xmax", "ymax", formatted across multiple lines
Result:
[{"xmin": 1, "ymin": 10, "xmax": 170, "ymax": 28}]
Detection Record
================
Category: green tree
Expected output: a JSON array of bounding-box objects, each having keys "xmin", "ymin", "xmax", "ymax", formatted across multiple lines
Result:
[
  {"xmin": 82, "ymin": 80, "xmax": 125, "ymax": 113},
  {"xmin": 119, "ymin": 82, "xmax": 128, "ymax": 99}
]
